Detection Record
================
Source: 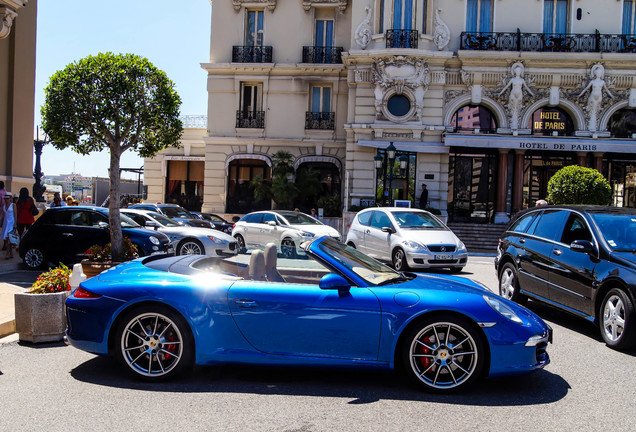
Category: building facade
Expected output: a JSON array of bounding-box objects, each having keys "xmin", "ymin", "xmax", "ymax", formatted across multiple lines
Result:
[
  {"xmin": 145, "ymin": 0, "xmax": 636, "ymax": 223},
  {"xmin": 0, "ymin": 0, "xmax": 37, "ymax": 195}
]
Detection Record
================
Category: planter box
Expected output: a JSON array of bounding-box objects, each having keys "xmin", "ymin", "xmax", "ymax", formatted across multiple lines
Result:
[
  {"xmin": 14, "ymin": 291, "xmax": 70, "ymax": 343},
  {"xmin": 81, "ymin": 260, "xmax": 120, "ymax": 278}
]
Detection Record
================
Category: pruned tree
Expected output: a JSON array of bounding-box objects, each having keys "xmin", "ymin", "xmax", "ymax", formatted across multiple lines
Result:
[
  {"xmin": 546, "ymin": 165, "xmax": 612, "ymax": 205},
  {"xmin": 41, "ymin": 53, "xmax": 183, "ymax": 260}
]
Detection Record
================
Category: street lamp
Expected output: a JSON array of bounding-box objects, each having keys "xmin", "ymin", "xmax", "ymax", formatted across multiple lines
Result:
[
  {"xmin": 33, "ymin": 126, "xmax": 49, "ymax": 202},
  {"xmin": 375, "ymin": 142, "xmax": 405, "ymax": 207}
]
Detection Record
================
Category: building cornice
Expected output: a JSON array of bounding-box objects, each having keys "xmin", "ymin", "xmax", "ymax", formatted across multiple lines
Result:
[{"xmin": 0, "ymin": 5, "xmax": 17, "ymax": 39}]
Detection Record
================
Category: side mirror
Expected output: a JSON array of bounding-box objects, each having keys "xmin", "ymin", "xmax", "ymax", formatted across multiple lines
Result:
[
  {"xmin": 570, "ymin": 240, "xmax": 596, "ymax": 255},
  {"xmin": 319, "ymin": 273, "xmax": 351, "ymax": 292},
  {"xmin": 382, "ymin": 226, "xmax": 396, "ymax": 234},
  {"xmin": 268, "ymin": 221, "xmax": 277, "ymax": 226},
  {"xmin": 146, "ymin": 220, "xmax": 159, "ymax": 229},
  {"xmin": 97, "ymin": 221, "xmax": 109, "ymax": 229}
]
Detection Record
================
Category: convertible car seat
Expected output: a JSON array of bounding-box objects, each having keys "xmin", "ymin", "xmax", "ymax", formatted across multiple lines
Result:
[
  {"xmin": 249, "ymin": 249, "xmax": 266, "ymax": 281},
  {"xmin": 264, "ymin": 242, "xmax": 285, "ymax": 282}
]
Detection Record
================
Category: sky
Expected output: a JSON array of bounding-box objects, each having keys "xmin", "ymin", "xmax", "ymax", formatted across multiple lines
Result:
[{"xmin": 34, "ymin": 0, "xmax": 211, "ymax": 179}]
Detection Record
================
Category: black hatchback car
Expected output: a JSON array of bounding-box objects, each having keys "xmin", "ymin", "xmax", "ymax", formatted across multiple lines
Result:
[
  {"xmin": 495, "ymin": 205, "xmax": 636, "ymax": 350},
  {"xmin": 19, "ymin": 206, "xmax": 173, "ymax": 269}
]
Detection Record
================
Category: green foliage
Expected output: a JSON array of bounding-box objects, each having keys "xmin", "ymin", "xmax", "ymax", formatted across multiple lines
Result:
[
  {"xmin": 317, "ymin": 195, "xmax": 341, "ymax": 217},
  {"xmin": 249, "ymin": 175, "xmax": 272, "ymax": 202},
  {"xmin": 546, "ymin": 165, "xmax": 612, "ymax": 205},
  {"xmin": 83, "ymin": 237, "xmax": 139, "ymax": 262},
  {"xmin": 29, "ymin": 264, "xmax": 71, "ymax": 294},
  {"xmin": 41, "ymin": 53, "xmax": 183, "ymax": 260}
]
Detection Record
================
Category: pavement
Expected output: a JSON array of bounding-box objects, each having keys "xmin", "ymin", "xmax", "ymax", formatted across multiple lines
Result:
[{"xmin": 0, "ymin": 255, "xmax": 28, "ymax": 340}]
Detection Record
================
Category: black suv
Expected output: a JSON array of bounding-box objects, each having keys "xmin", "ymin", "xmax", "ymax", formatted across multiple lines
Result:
[
  {"xmin": 128, "ymin": 203, "xmax": 212, "ymax": 228},
  {"xmin": 495, "ymin": 205, "xmax": 636, "ymax": 350},
  {"xmin": 19, "ymin": 206, "xmax": 173, "ymax": 269}
]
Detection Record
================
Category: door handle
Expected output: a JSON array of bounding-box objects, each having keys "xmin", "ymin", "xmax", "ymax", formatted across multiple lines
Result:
[
  {"xmin": 234, "ymin": 299, "xmax": 258, "ymax": 308},
  {"xmin": 552, "ymin": 248, "xmax": 562, "ymax": 256},
  {"xmin": 62, "ymin": 233, "xmax": 73, "ymax": 237},
  {"xmin": 519, "ymin": 238, "xmax": 526, "ymax": 244},
  {"xmin": 365, "ymin": 229, "xmax": 370, "ymax": 234}
]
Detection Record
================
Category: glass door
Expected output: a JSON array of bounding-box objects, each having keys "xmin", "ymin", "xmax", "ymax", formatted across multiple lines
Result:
[{"xmin": 448, "ymin": 152, "xmax": 497, "ymax": 223}]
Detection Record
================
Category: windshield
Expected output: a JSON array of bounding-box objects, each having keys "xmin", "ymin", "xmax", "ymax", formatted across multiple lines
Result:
[
  {"xmin": 278, "ymin": 212, "xmax": 323, "ymax": 225},
  {"xmin": 315, "ymin": 237, "xmax": 403, "ymax": 285},
  {"xmin": 391, "ymin": 210, "xmax": 446, "ymax": 229},
  {"xmin": 162, "ymin": 206, "xmax": 193, "ymax": 219},
  {"xmin": 118, "ymin": 213, "xmax": 140, "ymax": 228},
  {"xmin": 591, "ymin": 212, "xmax": 636, "ymax": 252},
  {"xmin": 149, "ymin": 212, "xmax": 181, "ymax": 227}
]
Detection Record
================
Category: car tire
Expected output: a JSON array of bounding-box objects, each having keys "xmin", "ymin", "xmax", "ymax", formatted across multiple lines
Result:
[
  {"xmin": 401, "ymin": 315, "xmax": 486, "ymax": 393},
  {"xmin": 177, "ymin": 239, "xmax": 204, "ymax": 256},
  {"xmin": 281, "ymin": 238, "xmax": 297, "ymax": 259},
  {"xmin": 600, "ymin": 288, "xmax": 636, "ymax": 350},
  {"xmin": 392, "ymin": 248, "xmax": 409, "ymax": 271},
  {"xmin": 114, "ymin": 304, "xmax": 194, "ymax": 381},
  {"xmin": 234, "ymin": 234, "xmax": 245, "ymax": 249},
  {"xmin": 347, "ymin": 242, "xmax": 356, "ymax": 249},
  {"xmin": 498, "ymin": 262, "xmax": 527, "ymax": 305},
  {"xmin": 23, "ymin": 247, "xmax": 46, "ymax": 269}
]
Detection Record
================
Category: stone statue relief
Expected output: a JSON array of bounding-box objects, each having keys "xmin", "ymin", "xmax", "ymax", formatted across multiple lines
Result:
[
  {"xmin": 433, "ymin": 9, "xmax": 450, "ymax": 51},
  {"xmin": 578, "ymin": 64, "xmax": 614, "ymax": 132},
  {"xmin": 355, "ymin": 6, "xmax": 373, "ymax": 49},
  {"xmin": 499, "ymin": 63, "xmax": 533, "ymax": 130}
]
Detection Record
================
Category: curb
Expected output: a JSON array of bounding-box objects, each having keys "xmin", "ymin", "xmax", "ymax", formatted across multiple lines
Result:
[{"xmin": 0, "ymin": 318, "xmax": 15, "ymax": 339}]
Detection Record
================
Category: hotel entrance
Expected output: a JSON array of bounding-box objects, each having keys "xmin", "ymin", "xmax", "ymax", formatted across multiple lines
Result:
[
  {"xmin": 448, "ymin": 150, "xmax": 498, "ymax": 223},
  {"xmin": 523, "ymin": 153, "xmax": 575, "ymax": 208}
]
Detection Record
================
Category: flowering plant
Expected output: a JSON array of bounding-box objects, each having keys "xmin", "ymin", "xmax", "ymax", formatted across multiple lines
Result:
[
  {"xmin": 84, "ymin": 237, "xmax": 138, "ymax": 262},
  {"xmin": 29, "ymin": 263, "xmax": 71, "ymax": 294}
]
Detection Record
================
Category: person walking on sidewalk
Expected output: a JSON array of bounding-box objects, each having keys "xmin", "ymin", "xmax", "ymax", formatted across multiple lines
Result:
[
  {"xmin": 16, "ymin": 187, "xmax": 36, "ymax": 237},
  {"xmin": 1, "ymin": 193, "xmax": 17, "ymax": 259}
]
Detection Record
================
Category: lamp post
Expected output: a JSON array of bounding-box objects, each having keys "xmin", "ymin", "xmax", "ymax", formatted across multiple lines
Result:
[
  {"xmin": 375, "ymin": 143, "xmax": 409, "ymax": 207},
  {"xmin": 33, "ymin": 127, "xmax": 49, "ymax": 202}
]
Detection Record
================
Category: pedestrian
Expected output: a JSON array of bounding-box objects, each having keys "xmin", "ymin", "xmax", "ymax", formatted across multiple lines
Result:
[
  {"xmin": 536, "ymin": 199, "xmax": 548, "ymax": 206},
  {"xmin": 16, "ymin": 187, "xmax": 37, "ymax": 237},
  {"xmin": 0, "ymin": 181, "xmax": 5, "ymax": 251},
  {"xmin": 419, "ymin": 183, "xmax": 428, "ymax": 210},
  {"xmin": 50, "ymin": 192, "xmax": 66, "ymax": 207},
  {"xmin": 310, "ymin": 208, "xmax": 317, "ymax": 218},
  {"xmin": 65, "ymin": 196, "xmax": 74, "ymax": 206},
  {"xmin": 1, "ymin": 193, "xmax": 17, "ymax": 259}
]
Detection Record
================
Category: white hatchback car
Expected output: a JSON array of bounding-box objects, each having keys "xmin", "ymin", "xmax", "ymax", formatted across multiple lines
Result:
[
  {"xmin": 345, "ymin": 207, "xmax": 467, "ymax": 272},
  {"xmin": 232, "ymin": 210, "xmax": 341, "ymax": 257}
]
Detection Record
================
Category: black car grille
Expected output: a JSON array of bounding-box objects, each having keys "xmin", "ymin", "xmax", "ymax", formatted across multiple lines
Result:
[
  {"xmin": 229, "ymin": 242, "xmax": 237, "ymax": 251},
  {"xmin": 428, "ymin": 245, "xmax": 456, "ymax": 253},
  {"xmin": 429, "ymin": 259, "xmax": 458, "ymax": 264}
]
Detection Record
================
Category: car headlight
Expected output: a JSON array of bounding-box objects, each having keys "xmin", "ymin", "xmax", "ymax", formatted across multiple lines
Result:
[
  {"xmin": 207, "ymin": 236, "xmax": 226, "ymax": 244},
  {"xmin": 301, "ymin": 231, "xmax": 315, "ymax": 238},
  {"xmin": 457, "ymin": 241, "xmax": 466, "ymax": 252},
  {"xmin": 483, "ymin": 296, "xmax": 523, "ymax": 324},
  {"xmin": 149, "ymin": 236, "xmax": 160, "ymax": 245},
  {"xmin": 402, "ymin": 240, "xmax": 427, "ymax": 250}
]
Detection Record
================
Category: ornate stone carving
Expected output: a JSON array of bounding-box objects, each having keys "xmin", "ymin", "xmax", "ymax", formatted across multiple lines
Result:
[
  {"xmin": 373, "ymin": 56, "xmax": 431, "ymax": 122},
  {"xmin": 302, "ymin": 0, "xmax": 348, "ymax": 13},
  {"xmin": 576, "ymin": 64, "xmax": 614, "ymax": 132},
  {"xmin": 354, "ymin": 6, "xmax": 373, "ymax": 49},
  {"xmin": 0, "ymin": 7, "xmax": 18, "ymax": 39},
  {"xmin": 232, "ymin": 0, "xmax": 277, "ymax": 12},
  {"xmin": 498, "ymin": 62, "xmax": 535, "ymax": 130},
  {"xmin": 432, "ymin": 9, "xmax": 450, "ymax": 51}
]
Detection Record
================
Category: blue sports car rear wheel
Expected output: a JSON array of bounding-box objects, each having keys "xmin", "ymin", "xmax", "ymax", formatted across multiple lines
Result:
[
  {"xmin": 115, "ymin": 305, "xmax": 194, "ymax": 381},
  {"xmin": 402, "ymin": 316, "xmax": 486, "ymax": 393}
]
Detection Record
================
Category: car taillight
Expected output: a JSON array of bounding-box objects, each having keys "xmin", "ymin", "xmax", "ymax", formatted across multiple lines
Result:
[
  {"xmin": 73, "ymin": 287, "xmax": 102, "ymax": 299},
  {"xmin": 232, "ymin": 223, "xmax": 236, "ymax": 229}
]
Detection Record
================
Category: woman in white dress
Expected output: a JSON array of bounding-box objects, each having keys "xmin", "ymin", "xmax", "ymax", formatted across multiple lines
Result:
[{"xmin": 1, "ymin": 193, "xmax": 17, "ymax": 259}]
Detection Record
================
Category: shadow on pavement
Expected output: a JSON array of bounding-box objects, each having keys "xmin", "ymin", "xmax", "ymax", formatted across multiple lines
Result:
[{"xmin": 70, "ymin": 356, "xmax": 570, "ymax": 406}]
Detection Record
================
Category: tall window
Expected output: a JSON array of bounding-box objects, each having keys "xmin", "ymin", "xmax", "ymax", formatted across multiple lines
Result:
[
  {"xmin": 623, "ymin": 0, "xmax": 635, "ymax": 34},
  {"xmin": 422, "ymin": 0, "xmax": 428, "ymax": 33},
  {"xmin": 315, "ymin": 20, "xmax": 334, "ymax": 46},
  {"xmin": 240, "ymin": 83, "xmax": 262, "ymax": 115},
  {"xmin": 311, "ymin": 86, "xmax": 331, "ymax": 113},
  {"xmin": 466, "ymin": 0, "xmax": 492, "ymax": 33},
  {"xmin": 246, "ymin": 10, "xmax": 264, "ymax": 46},
  {"xmin": 378, "ymin": 0, "xmax": 385, "ymax": 32},
  {"xmin": 393, "ymin": 0, "xmax": 414, "ymax": 29},
  {"xmin": 543, "ymin": 0, "xmax": 568, "ymax": 34}
]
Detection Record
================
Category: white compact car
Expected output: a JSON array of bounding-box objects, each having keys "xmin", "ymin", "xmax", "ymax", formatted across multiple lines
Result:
[
  {"xmin": 121, "ymin": 209, "xmax": 238, "ymax": 256},
  {"xmin": 345, "ymin": 207, "xmax": 467, "ymax": 272},
  {"xmin": 232, "ymin": 210, "xmax": 341, "ymax": 257}
]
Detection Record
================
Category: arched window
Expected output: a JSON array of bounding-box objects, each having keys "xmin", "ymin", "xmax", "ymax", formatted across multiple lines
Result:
[
  {"xmin": 609, "ymin": 108, "xmax": 636, "ymax": 138},
  {"xmin": 226, "ymin": 158, "xmax": 271, "ymax": 213},
  {"xmin": 450, "ymin": 105, "xmax": 497, "ymax": 133},
  {"xmin": 531, "ymin": 107, "xmax": 573, "ymax": 136},
  {"xmin": 295, "ymin": 162, "xmax": 341, "ymax": 213}
]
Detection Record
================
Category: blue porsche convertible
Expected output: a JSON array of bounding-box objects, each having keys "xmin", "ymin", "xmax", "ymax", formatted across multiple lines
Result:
[{"xmin": 66, "ymin": 236, "xmax": 551, "ymax": 392}]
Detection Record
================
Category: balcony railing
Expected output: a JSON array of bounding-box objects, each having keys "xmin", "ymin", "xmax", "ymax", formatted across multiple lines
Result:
[
  {"xmin": 302, "ymin": 46, "xmax": 344, "ymax": 64},
  {"xmin": 232, "ymin": 46, "xmax": 273, "ymax": 63},
  {"xmin": 385, "ymin": 29, "xmax": 419, "ymax": 48},
  {"xmin": 460, "ymin": 30, "xmax": 636, "ymax": 53},
  {"xmin": 305, "ymin": 112, "xmax": 335, "ymax": 130},
  {"xmin": 236, "ymin": 111, "xmax": 265, "ymax": 128}
]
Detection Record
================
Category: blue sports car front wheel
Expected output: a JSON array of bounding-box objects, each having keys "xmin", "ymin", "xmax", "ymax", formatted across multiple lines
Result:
[
  {"xmin": 402, "ymin": 315, "xmax": 486, "ymax": 393},
  {"xmin": 114, "ymin": 305, "xmax": 194, "ymax": 381}
]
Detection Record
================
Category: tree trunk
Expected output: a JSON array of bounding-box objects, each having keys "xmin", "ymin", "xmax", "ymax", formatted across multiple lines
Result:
[{"xmin": 109, "ymin": 146, "xmax": 123, "ymax": 261}]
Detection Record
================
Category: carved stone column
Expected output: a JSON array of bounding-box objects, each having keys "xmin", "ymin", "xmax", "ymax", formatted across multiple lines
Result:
[
  {"xmin": 593, "ymin": 152, "xmax": 604, "ymax": 172},
  {"xmin": 513, "ymin": 150, "xmax": 525, "ymax": 213},
  {"xmin": 495, "ymin": 149, "xmax": 510, "ymax": 224},
  {"xmin": 577, "ymin": 152, "xmax": 587, "ymax": 167}
]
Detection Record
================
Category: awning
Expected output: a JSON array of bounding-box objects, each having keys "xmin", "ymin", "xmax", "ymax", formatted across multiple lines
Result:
[
  {"xmin": 357, "ymin": 140, "xmax": 448, "ymax": 153},
  {"xmin": 444, "ymin": 134, "xmax": 636, "ymax": 154}
]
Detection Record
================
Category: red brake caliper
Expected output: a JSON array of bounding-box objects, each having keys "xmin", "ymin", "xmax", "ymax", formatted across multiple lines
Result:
[{"xmin": 417, "ymin": 336, "xmax": 433, "ymax": 370}]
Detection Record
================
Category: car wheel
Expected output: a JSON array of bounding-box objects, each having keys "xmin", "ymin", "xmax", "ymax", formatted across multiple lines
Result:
[
  {"xmin": 600, "ymin": 288, "xmax": 636, "ymax": 350},
  {"xmin": 23, "ymin": 247, "xmax": 46, "ymax": 269},
  {"xmin": 281, "ymin": 238, "xmax": 297, "ymax": 259},
  {"xmin": 177, "ymin": 239, "xmax": 204, "ymax": 256},
  {"xmin": 498, "ymin": 262, "xmax": 527, "ymax": 305},
  {"xmin": 392, "ymin": 248, "xmax": 408, "ymax": 271},
  {"xmin": 449, "ymin": 267, "xmax": 463, "ymax": 274},
  {"xmin": 401, "ymin": 315, "xmax": 486, "ymax": 393},
  {"xmin": 114, "ymin": 305, "xmax": 194, "ymax": 381},
  {"xmin": 234, "ymin": 234, "xmax": 245, "ymax": 249},
  {"xmin": 347, "ymin": 242, "xmax": 356, "ymax": 249}
]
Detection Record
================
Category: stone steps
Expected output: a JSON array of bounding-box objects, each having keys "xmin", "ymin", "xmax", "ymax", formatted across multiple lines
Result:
[{"xmin": 447, "ymin": 223, "xmax": 507, "ymax": 254}]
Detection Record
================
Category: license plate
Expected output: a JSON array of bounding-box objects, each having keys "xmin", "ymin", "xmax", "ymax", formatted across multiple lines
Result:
[{"xmin": 434, "ymin": 254, "xmax": 453, "ymax": 260}]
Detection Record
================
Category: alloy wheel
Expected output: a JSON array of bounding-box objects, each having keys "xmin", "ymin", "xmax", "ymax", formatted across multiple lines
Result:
[{"xmin": 602, "ymin": 294, "xmax": 626, "ymax": 343}]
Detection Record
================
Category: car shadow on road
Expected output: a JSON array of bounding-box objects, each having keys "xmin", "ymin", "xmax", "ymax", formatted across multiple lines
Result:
[{"xmin": 70, "ymin": 356, "xmax": 570, "ymax": 405}]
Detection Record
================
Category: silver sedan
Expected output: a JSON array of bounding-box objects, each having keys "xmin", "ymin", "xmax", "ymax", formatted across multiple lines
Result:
[{"xmin": 121, "ymin": 209, "xmax": 238, "ymax": 256}]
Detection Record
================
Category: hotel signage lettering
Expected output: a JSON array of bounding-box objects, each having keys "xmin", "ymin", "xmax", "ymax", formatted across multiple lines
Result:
[
  {"xmin": 533, "ymin": 110, "xmax": 567, "ymax": 134},
  {"xmin": 443, "ymin": 135, "xmax": 634, "ymax": 154},
  {"xmin": 518, "ymin": 142, "xmax": 597, "ymax": 151}
]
